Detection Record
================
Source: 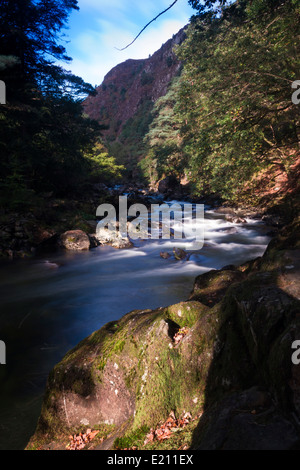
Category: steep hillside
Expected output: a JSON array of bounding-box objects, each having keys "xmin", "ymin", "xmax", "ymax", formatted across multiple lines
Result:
[{"xmin": 83, "ymin": 27, "xmax": 186, "ymax": 178}]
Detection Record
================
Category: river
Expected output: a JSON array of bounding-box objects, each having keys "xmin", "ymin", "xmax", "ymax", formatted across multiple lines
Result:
[{"xmin": 0, "ymin": 203, "xmax": 272, "ymax": 449}]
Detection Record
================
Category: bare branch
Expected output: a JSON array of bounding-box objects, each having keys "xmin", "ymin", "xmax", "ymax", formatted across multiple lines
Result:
[{"xmin": 115, "ymin": 0, "xmax": 179, "ymax": 51}]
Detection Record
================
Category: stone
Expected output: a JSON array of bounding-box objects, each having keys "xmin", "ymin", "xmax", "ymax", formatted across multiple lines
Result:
[
  {"xmin": 95, "ymin": 226, "xmax": 133, "ymax": 249},
  {"xmin": 225, "ymin": 215, "xmax": 247, "ymax": 224},
  {"xmin": 59, "ymin": 230, "xmax": 91, "ymax": 251},
  {"xmin": 173, "ymin": 247, "xmax": 188, "ymax": 260},
  {"xmin": 194, "ymin": 387, "xmax": 299, "ymax": 450},
  {"xmin": 160, "ymin": 251, "xmax": 171, "ymax": 259},
  {"xmin": 111, "ymin": 237, "xmax": 133, "ymax": 249}
]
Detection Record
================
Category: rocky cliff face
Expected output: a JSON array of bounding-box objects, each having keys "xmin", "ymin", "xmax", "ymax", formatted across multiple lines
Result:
[{"xmin": 83, "ymin": 27, "xmax": 186, "ymax": 144}]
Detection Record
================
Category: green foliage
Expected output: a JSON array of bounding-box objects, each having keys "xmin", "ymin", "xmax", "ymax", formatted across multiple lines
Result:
[
  {"xmin": 188, "ymin": 0, "xmax": 229, "ymax": 18},
  {"xmin": 84, "ymin": 141, "xmax": 125, "ymax": 183},
  {"xmin": 121, "ymin": 99, "xmax": 154, "ymax": 143},
  {"xmin": 0, "ymin": 93, "xmax": 100, "ymax": 205},
  {"xmin": 114, "ymin": 425, "xmax": 149, "ymax": 450},
  {"xmin": 0, "ymin": 1, "xmax": 117, "ymax": 209},
  {"xmin": 175, "ymin": 0, "xmax": 300, "ymax": 200},
  {"xmin": 0, "ymin": 0, "xmax": 95, "ymax": 100},
  {"xmin": 142, "ymin": 0, "xmax": 300, "ymax": 202},
  {"xmin": 140, "ymin": 77, "xmax": 185, "ymax": 184},
  {"xmin": 108, "ymin": 99, "xmax": 154, "ymax": 181}
]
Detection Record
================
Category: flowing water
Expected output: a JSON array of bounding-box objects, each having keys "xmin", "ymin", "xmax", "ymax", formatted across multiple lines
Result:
[{"xmin": 0, "ymin": 203, "xmax": 272, "ymax": 449}]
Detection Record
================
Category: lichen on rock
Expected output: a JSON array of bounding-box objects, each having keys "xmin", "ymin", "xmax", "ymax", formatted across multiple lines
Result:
[{"xmin": 59, "ymin": 230, "xmax": 91, "ymax": 251}]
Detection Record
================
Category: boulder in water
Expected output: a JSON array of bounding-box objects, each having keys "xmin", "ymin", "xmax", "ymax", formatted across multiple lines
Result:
[
  {"xmin": 225, "ymin": 215, "xmax": 247, "ymax": 224},
  {"xmin": 173, "ymin": 247, "xmax": 188, "ymax": 260},
  {"xmin": 59, "ymin": 230, "xmax": 91, "ymax": 251},
  {"xmin": 95, "ymin": 226, "xmax": 133, "ymax": 249}
]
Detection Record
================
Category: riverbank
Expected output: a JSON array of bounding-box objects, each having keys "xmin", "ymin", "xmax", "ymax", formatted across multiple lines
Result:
[
  {"xmin": 0, "ymin": 184, "xmax": 161, "ymax": 259},
  {"xmin": 25, "ymin": 198, "xmax": 300, "ymax": 450},
  {"xmin": 0, "ymin": 175, "xmax": 296, "ymax": 261}
]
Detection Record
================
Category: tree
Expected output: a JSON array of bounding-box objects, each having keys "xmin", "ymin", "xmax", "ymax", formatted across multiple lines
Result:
[
  {"xmin": 188, "ymin": 0, "xmax": 229, "ymax": 17},
  {"xmin": 141, "ymin": 76, "xmax": 184, "ymax": 184},
  {"xmin": 139, "ymin": 0, "xmax": 300, "ymax": 201},
  {"xmin": 0, "ymin": 0, "xmax": 95, "ymax": 100},
  {"xmin": 0, "ymin": 1, "xmax": 100, "ymax": 207},
  {"xmin": 174, "ymin": 0, "xmax": 300, "ymax": 200},
  {"xmin": 84, "ymin": 141, "xmax": 125, "ymax": 184}
]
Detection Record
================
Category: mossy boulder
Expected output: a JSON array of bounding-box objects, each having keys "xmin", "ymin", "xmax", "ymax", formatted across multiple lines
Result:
[
  {"xmin": 28, "ymin": 301, "xmax": 218, "ymax": 448},
  {"xmin": 189, "ymin": 266, "xmax": 245, "ymax": 306}
]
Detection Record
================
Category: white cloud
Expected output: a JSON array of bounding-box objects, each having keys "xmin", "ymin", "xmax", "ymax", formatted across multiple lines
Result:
[
  {"xmin": 69, "ymin": 18, "xmax": 186, "ymax": 86},
  {"xmin": 61, "ymin": 0, "xmax": 193, "ymax": 86},
  {"xmin": 78, "ymin": 0, "xmax": 127, "ymax": 14}
]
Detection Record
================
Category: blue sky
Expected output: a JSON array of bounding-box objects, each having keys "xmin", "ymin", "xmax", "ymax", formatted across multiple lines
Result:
[{"xmin": 60, "ymin": 0, "xmax": 195, "ymax": 87}]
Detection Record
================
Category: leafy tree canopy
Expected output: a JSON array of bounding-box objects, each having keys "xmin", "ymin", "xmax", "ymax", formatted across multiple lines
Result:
[
  {"xmin": 0, "ymin": 1, "xmax": 108, "ymax": 209},
  {"xmin": 0, "ymin": 0, "xmax": 96, "ymax": 101},
  {"xmin": 141, "ymin": 0, "xmax": 300, "ymax": 202}
]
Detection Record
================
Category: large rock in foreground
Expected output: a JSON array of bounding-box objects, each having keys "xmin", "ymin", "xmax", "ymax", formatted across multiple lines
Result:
[{"xmin": 27, "ymin": 300, "xmax": 212, "ymax": 448}]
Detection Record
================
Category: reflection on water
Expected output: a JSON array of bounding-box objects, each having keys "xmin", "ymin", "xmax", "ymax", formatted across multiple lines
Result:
[{"xmin": 0, "ymin": 208, "xmax": 271, "ymax": 449}]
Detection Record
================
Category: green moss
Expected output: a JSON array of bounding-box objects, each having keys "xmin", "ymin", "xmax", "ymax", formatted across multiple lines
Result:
[
  {"xmin": 166, "ymin": 301, "xmax": 205, "ymax": 328},
  {"xmin": 124, "ymin": 367, "xmax": 137, "ymax": 389},
  {"xmin": 112, "ymin": 338, "xmax": 125, "ymax": 354},
  {"xmin": 26, "ymin": 423, "xmax": 116, "ymax": 450},
  {"xmin": 113, "ymin": 414, "xmax": 200, "ymax": 451},
  {"xmin": 132, "ymin": 304, "xmax": 216, "ymax": 432},
  {"xmin": 97, "ymin": 357, "xmax": 107, "ymax": 372},
  {"xmin": 113, "ymin": 425, "xmax": 150, "ymax": 449}
]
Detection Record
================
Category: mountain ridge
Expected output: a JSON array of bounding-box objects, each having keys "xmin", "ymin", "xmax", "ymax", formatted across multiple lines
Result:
[{"xmin": 83, "ymin": 27, "xmax": 187, "ymax": 146}]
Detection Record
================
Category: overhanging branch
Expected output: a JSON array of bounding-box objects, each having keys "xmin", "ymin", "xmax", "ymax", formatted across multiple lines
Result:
[{"xmin": 115, "ymin": 0, "xmax": 179, "ymax": 51}]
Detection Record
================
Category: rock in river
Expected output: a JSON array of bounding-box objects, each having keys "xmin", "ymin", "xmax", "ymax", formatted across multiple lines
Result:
[{"xmin": 59, "ymin": 230, "xmax": 91, "ymax": 251}]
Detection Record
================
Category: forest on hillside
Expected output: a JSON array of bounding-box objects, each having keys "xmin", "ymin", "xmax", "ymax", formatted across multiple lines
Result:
[
  {"xmin": 140, "ymin": 0, "xmax": 300, "ymax": 204},
  {"xmin": 0, "ymin": 0, "xmax": 299, "ymax": 211},
  {"xmin": 0, "ymin": 0, "xmax": 123, "ymax": 212}
]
